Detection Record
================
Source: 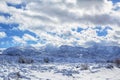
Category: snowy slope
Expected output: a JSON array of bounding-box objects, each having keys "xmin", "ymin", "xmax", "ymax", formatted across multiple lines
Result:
[
  {"xmin": 2, "ymin": 46, "xmax": 41, "ymax": 56},
  {"xmin": 43, "ymin": 45, "xmax": 120, "ymax": 62}
]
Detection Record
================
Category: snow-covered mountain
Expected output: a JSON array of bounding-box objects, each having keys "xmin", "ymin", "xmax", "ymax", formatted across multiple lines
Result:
[
  {"xmin": 2, "ymin": 46, "xmax": 41, "ymax": 56},
  {"xmin": 2, "ymin": 45, "xmax": 120, "ymax": 62},
  {"xmin": 43, "ymin": 45, "xmax": 120, "ymax": 61}
]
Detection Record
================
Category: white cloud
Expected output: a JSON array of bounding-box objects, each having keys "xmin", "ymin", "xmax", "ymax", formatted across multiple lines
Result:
[
  {"xmin": 12, "ymin": 36, "xmax": 26, "ymax": 45},
  {"xmin": 0, "ymin": 1, "xmax": 9, "ymax": 13},
  {"xmin": 0, "ymin": 32, "xmax": 7, "ymax": 38},
  {"xmin": 23, "ymin": 34, "xmax": 37, "ymax": 41},
  {"xmin": 0, "ymin": 0, "xmax": 120, "ymax": 47},
  {"xmin": 12, "ymin": 33, "xmax": 37, "ymax": 44}
]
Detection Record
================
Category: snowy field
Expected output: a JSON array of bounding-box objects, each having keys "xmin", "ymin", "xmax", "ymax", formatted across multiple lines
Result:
[
  {"xmin": 0, "ymin": 55, "xmax": 120, "ymax": 80},
  {"xmin": 0, "ymin": 45, "xmax": 120, "ymax": 80}
]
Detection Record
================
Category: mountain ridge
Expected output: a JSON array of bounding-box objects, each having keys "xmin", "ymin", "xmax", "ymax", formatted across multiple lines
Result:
[{"xmin": 2, "ymin": 44, "xmax": 120, "ymax": 62}]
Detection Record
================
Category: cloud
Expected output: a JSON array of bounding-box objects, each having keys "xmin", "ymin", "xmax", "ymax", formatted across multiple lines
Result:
[
  {"xmin": 12, "ymin": 33, "xmax": 38, "ymax": 44},
  {"xmin": 0, "ymin": 32, "xmax": 7, "ymax": 38},
  {"xmin": 81, "ymin": 13, "xmax": 120, "ymax": 27},
  {"xmin": 12, "ymin": 36, "xmax": 26, "ymax": 45},
  {"xmin": 0, "ymin": 0, "xmax": 120, "ymax": 47},
  {"xmin": 23, "ymin": 33, "xmax": 37, "ymax": 41}
]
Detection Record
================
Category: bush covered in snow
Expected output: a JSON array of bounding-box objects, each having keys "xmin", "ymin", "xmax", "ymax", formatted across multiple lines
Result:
[
  {"xmin": 105, "ymin": 64, "xmax": 114, "ymax": 69},
  {"xmin": 80, "ymin": 64, "xmax": 89, "ymax": 70},
  {"xmin": 18, "ymin": 56, "xmax": 34, "ymax": 64},
  {"xmin": 8, "ymin": 72, "xmax": 21, "ymax": 80},
  {"xmin": 43, "ymin": 57, "xmax": 50, "ymax": 63},
  {"xmin": 114, "ymin": 58, "xmax": 120, "ymax": 68}
]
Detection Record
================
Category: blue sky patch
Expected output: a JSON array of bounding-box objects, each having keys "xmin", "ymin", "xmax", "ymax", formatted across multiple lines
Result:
[
  {"xmin": 95, "ymin": 26, "xmax": 112, "ymax": 36},
  {"xmin": 7, "ymin": 2, "xmax": 26, "ymax": 9},
  {"xmin": 0, "ymin": 12, "xmax": 11, "ymax": 18},
  {"xmin": 72, "ymin": 27, "xmax": 85, "ymax": 33},
  {"xmin": 27, "ymin": 41, "xmax": 37, "ymax": 45},
  {"xmin": 0, "ymin": 37, "xmax": 14, "ymax": 48},
  {"xmin": 0, "ymin": 23, "xmax": 19, "ymax": 33},
  {"xmin": 0, "ymin": 23, "xmax": 19, "ymax": 30},
  {"xmin": 0, "ymin": 22, "xmax": 38, "ymax": 48},
  {"xmin": 110, "ymin": 0, "xmax": 120, "ymax": 4},
  {"xmin": 77, "ymin": 27, "xmax": 84, "ymax": 33}
]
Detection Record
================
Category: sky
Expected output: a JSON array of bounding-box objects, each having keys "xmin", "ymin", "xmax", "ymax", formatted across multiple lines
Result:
[{"xmin": 0, "ymin": 0, "xmax": 120, "ymax": 48}]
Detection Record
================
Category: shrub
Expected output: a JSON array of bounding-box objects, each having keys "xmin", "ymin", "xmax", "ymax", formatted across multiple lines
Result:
[
  {"xmin": 105, "ymin": 64, "xmax": 114, "ymax": 69},
  {"xmin": 18, "ymin": 56, "xmax": 34, "ymax": 64},
  {"xmin": 106, "ymin": 60, "xmax": 113, "ymax": 63},
  {"xmin": 80, "ymin": 64, "xmax": 89, "ymax": 70},
  {"xmin": 7, "ymin": 72, "xmax": 21, "ymax": 80},
  {"xmin": 114, "ymin": 58, "xmax": 120, "ymax": 68},
  {"xmin": 76, "ymin": 65, "xmax": 80, "ymax": 68},
  {"xmin": 43, "ymin": 57, "xmax": 49, "ymax": 63}
]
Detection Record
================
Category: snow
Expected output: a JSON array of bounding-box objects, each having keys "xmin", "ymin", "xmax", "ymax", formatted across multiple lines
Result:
[
  {"xmin": 0, "ymin": 58, "xmax": 120, "ymax": 80},
  {"xmin": 0, "ymin": 45, "xmax": 120, "ymax": 80},
  {"xmin": 2, "ymin": 46, "xmax": 41, "ymax": 56}
]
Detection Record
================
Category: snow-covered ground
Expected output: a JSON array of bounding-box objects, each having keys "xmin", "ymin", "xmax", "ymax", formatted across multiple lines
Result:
[
  {"xmin": 0, "ymin": 55, "xmax": 120, "ymax": 80},
  {"xmin": 0, "ymin": 45, "xmax": 120, "ymax": 80}
]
